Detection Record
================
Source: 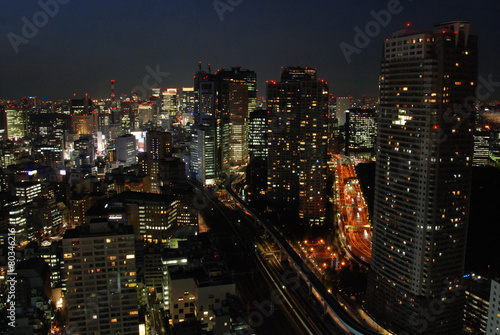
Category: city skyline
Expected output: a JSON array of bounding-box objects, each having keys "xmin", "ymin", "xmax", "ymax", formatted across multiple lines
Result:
[
  {"xmin": 3, "ymin": 2, "xmax": 500, "ymax": 334},
  {"xmin": 1, "ymin": 1, "xmax": 500, "ymax": 101}
]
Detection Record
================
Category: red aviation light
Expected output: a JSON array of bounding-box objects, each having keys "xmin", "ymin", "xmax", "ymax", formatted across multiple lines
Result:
[{"xmin": 433, "ymin": 125, "xmax": 439, "ymax": 129}]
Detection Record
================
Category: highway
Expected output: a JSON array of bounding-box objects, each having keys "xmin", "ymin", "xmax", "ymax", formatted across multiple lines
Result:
[
  {"xmin": 225, "ymin": 185, "xmax": 388, "ymax": 335},
  {"xmin": 331, "ymin": 155, "xmax": 372, "ymax": 265}
]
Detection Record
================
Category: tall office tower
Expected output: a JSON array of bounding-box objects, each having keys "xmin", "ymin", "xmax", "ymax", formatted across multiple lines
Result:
[
  {"xmin": 63, "ymin": 222, "xmax": 139, "ymax": 335},
  {"xmin": 191, "ymin": 65, "xmax": 257, "ymax": 184},
  {"xmin": 116, "ymin": 134, "xmax": 137, "ymax": 167},
  {"xmin": 344, "ymin": 108, "xmax": 377, "ymax": 157},
  {"xmin": 248, "ymin": 109, "xmax": 269, "ymax": 159},
  {"xmin": 218, "ymin": 67, "xmax": 256, "ymax": 167},
  {"xmin": 162, "ymin": 88, "xmax": 178, "ymax": 115},
  {"xmin": 217, "ymin": 66, "xmax": 257, "ymax": 114},
  {"xmin": 367, "ymin": 21, "xmax": 478, "ymax": 334},
  {"xmin": 142, "ymin": 130, "xmax": 173, "ymax": 192},
  {"xmin": 181, "ymin": 87, "xmax": 195, "ymax": 124},
  {"xmin": 191, "ymin": 124, "xmax": 217, "ymax": 185},
  {"xmin": 228, "ymin": 83, "xmax": 249, "ymax": 166},
  {"xmin": 192, "ymin": 65, "xmax": 229, "ymax": 184},
  {"xmin": 267, "ymin": 67, "xmax": 329, "ymax": 225}
]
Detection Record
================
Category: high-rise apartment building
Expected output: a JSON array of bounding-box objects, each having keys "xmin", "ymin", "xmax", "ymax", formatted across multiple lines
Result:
[
  {"xmin": 63, "ymin": 222, "xmax": 139, "ymax": 335},
  {"xmin": 267, "ymin": 67, "xmax": 329, "ymax": 225},
  {"xmin": 367, "ymin": 21, "xmax": 478, "ymax": 334}
]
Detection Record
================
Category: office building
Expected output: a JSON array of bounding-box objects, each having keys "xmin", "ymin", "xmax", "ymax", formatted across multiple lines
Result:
[
  {"xmin": 267, "ymin": 67, "xmax": 329, "ymax": 225},
  {"xmin": 192, "ymin": 66, "xmax": 229, "ymax": 184},
  {"xmin": 5, "ymin": 108, "xmax": 28, "ymax": 140},
  {"xmin": 14, "ymin": 181, "xmax": 42, "ymax": 205},
  {"xmin": 63, "ymin": 221, "xmax": 139, "ymax": 335},
  {"xmin": 367, "ymin": 21, "xmax": 478, "ymax": 334},
  {"xmin": 345, "ymin": 108, "xmax": 377, "ymax": 157},
  {"xmin": 218, "ymin": 67, "xmax": 257, "ymax": 166},
  {"xmin": 248, "ymin": 109, "xmax": 268, "ymax": 159},
  {"xmin": 191, "ymin": 65, "xmax": 257, "ymax": 184},
  {"xmin": 181, "ymin": 87, "xmax": 195, "ymax": 125},
  {"xmin": 228, "ymin": 83, "xmax": 249, "ymax": 166},
  {"xmin": 115, "ymin": 134, "xmax": 137, "ymax": 167}
]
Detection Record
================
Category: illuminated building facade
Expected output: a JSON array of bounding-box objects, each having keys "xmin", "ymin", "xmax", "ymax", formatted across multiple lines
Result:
[
  {"xmin": 6, "ymin": 109, "xmax": 28, "ymax": 140},
  {"xmin": 63, "ymin": 222, "xmax": 139, "ymax": 335},
  {"xmin": 367, "ymin": 21, "xmax": 478, "ymax": 334},
  {"xmin": 267, "ymin": 67, "xmax": 329, "ymax": 225},
  {"xmin": 228, "ymin": 83, "xmax": 249, "ymax": 166},
  {"xmin": 181, "ymin": 87, "xmax": 195, "ymax": 125},
  {"xmin": 248, "ymin": 109, "xmax": 268, "ymax": 159},
  {"xmin": 192, "ymin": 67, "xmax": 229, "ymax": 185},
  {"xmin": 191, "ymin": 66, "xmax": 256, "ymax": 184},
  {"xmin": 14, "ymin": 181, "xmax": 42, "ymax": 205},
  {"xmin": 344, "ymin": 107, "xmax": 377, "ymax": 156}
]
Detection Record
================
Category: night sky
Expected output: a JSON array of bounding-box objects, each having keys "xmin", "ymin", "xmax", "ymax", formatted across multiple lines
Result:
[{"xmin": 1, "ymin": 0, "xmax": 499, "ymax": 101}]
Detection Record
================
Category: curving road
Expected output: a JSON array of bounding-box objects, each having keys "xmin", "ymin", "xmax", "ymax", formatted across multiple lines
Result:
[{"xmin": 332, "ymin": 155, "xmax": 372, "ymax": 265}]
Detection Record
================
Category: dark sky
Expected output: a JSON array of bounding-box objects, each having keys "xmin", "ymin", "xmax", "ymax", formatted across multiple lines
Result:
[{"xmin": 1, "ymin": 0, "xmax": 499, "ymax": 101}]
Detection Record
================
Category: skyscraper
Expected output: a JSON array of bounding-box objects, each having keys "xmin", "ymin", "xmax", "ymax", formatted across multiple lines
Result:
[
  {"xmin": 228, "ymin": 83, "xmax": 249, "ymax": 166},
  {"xmin": 191, "ymin": 65, "xmax": 256, "ymax": 184},
  {"xmin": 63, "ymin": 221, "xmax": 139, "ymax": 335},
  {"xmin": 192, "ymin": 66, "xmax": 227, "ymax": 185},
  {"xmin": 115, "ymin": 134, "xmax": 137, "ymax": 167},
  {"xmin": 367, "ymin": 21, "xmax": 478, "ymax": 334},
  {"xmin": 267, "ymin": 67, "xmax": 329, "ymax": 225},
  {"xmin": 248, "ymin": 109, "xmax": 269, "ymax": 159},
  {"xmin": 216, "ymin": 66, "xmax": 256, "ymax": 167},
  {"xmin": 140, "ymin": 130, "xmax": 173, "ymax": 193}
]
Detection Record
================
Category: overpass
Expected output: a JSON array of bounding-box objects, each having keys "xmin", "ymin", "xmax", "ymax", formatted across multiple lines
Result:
[{"xmin": 225, "ymin": 186, "xmax": 386, "ymax": 335}]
